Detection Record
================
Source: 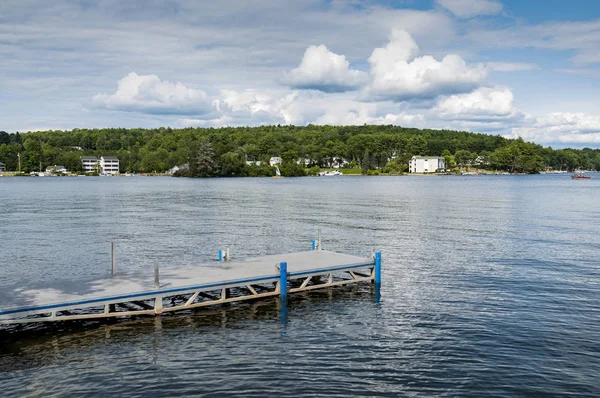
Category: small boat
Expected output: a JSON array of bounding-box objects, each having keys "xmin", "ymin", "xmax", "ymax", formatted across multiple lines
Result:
[
  {"xmin": 272, "ymin": 166, "xmax": 284, "ymax": 178},
  {"xmin": 572, "ymin": 171, "xmax": 591, "ymax": 179},
  {"xmin": 319, "ymin": 170, "xmax": 343, "ymax": 176}
]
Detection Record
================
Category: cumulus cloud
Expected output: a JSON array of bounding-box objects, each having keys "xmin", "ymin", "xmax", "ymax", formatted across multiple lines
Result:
[
  {"xmin": 436, "ymin": 0, "xmax": 503, "ymax": 19},
  {"xmin": 92, "ymin": 72, "xmax": 214, "ymax": 115},
  {"xmin": 509, "ymin": 113, "xmax": 600, "ymax": 144},
  {"xmin": 281, "ymin": 45, "xmax": 368, "ymax": 92},
  {"xmin": 363, "ymin": 29, "xmax": 487, "ymax": 101},
  {"xmin": 436, "ymin": 87, "xmax": 520, "ymax": 119},
  {"xmin": 178, "ymin": 88, "xmax": 425, "ymax": 128}
]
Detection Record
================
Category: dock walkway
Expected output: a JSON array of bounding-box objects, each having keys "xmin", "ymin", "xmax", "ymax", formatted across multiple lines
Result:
[{"xmin": 0, "ymin": 249, "xmax": 380, "ymax": 325}]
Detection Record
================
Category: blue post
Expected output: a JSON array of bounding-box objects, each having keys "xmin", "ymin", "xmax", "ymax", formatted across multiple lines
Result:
[
  {"xmin": 279, "ymin": 261, "xmax": 288, "ymax": 299},
  {"xmin": 375, "ymin": 252, "xmax": 381, "ymax": 286},
  {"xmin": 311, "ymin": 240, "xmax": 317, "ymax": 250},
  {"xmin": 218, "ymin": 250, "xmax": 223, "ymax": 262}
]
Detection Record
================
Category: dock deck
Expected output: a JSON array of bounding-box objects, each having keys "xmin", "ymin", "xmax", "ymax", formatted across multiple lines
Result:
[{"xmin": 0, "ymin": 249, "xmax": 380, "ymax": 325}]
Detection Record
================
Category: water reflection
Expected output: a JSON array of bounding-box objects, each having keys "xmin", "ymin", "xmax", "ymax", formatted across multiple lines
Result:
[{"xmin": 0, "ymin": 286, "xmax": 371, "ymax": 372}]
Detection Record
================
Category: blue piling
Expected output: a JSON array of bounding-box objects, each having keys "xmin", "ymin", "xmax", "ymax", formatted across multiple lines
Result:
[
  {"xmin": 279, "ymin": 261, "xmax": 288, "ymax": 299},
  {"xmin": 375, "ymin": 252, "xmax": 381, "ymax": 286},
  {"xmin": 311, "ymin": 240, "xmax": 317, "ymax": 250},
  {"xmin": 218, "ymin": 250, "xmax": 223, "ymax": 262}
]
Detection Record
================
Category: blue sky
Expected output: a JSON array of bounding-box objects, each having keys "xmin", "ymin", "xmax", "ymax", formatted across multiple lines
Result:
[{"xmin": 1, "ymin": 0, "xmax": 600, "ymax": 147}]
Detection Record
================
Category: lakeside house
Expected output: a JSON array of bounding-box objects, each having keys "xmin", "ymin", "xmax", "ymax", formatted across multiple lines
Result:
[
  {"xmin": 168, "ymin": 164, "xmax": 189, "ymax": 175},
  {"xmin": 296, "ymin": 158, "xmax": 312, "ymax": 166},
  {"xmin": 100, "ymin": 156, "xmax": 120, "ymax": 175},
  {"xmin": 81, "ymin": 156, "xmax": 99, "ymax": 173},
  {"xmin": 245, "ymin": 160, "xmax": 262, "ymax": 166},
  {"xmin": 269, "ymin": 157, "xmax": 282, "ymax": 167},
  {"xmin": 330, "ymin": 158, "xmax": 350, "ymax": 168},
  {"xmin": 409, "ymin": 156, "xmax": 446, "ymax": 173},
  {"xmin": 45, "ymin": 165, "xmax": 67, "ymax": 174},
  {"xmin": 0, "ymin": 161, "xmax": 5, "ymax": 171}
]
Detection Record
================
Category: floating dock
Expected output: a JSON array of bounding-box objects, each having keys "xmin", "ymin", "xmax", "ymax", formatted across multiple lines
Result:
[{"xmin": 0, "ymin": 243, "xmax": 381, "ymax": 326}]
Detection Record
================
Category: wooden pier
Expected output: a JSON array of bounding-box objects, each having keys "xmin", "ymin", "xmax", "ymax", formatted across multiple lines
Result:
[{"xmin": 0, "ymin": 243, "xmax": 381, "ymax": 326}]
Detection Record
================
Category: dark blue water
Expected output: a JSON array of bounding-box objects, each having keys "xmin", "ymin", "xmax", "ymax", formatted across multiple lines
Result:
[{"xmin": 0, "ymin": 175, "xmax": 599, "ymax": 397}]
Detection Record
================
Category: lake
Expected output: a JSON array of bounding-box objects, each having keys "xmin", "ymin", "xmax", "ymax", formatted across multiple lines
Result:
[{"xmin": 0, "ymin": 175, "xmax": 599, "ymax": 397}]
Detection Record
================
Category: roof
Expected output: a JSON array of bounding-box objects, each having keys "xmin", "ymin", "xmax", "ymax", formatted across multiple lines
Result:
[
  {"xmin": 46, "ymin": 165, "xmax": 65, "ymax": 171},
  {"xmin": 81, "ymin": 156, "xmax": 98, "ymax": 160},
  {"xmin": 411, "ymin": 156, "xmax": 445, "ymax": 160},
  {"xmin": 101, "ymin": 156, "xmax": 119, "ymax": 160},
  {"xmin": 0, "ymin": 162, "xmax": 5, "ymax": 166}
]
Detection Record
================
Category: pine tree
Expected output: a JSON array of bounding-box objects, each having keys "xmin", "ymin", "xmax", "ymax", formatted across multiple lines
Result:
[{"xmin": 191, "ymin": 141, "xmax": 219, "ymax": 177}]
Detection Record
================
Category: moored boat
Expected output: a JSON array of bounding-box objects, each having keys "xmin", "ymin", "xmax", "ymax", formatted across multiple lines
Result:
[
  {"xmin": 572, "ymin": 171, "xmax": 591, "ymax": 179},
  {"xmin": 319, "ymin": 170, "xmax": 343, "ymax": 176}
]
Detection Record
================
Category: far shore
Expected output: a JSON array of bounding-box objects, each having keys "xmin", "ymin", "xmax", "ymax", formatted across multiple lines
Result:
[{"xmin": 1, "ymin": 170, "xmax": 588, "ymax": 178}]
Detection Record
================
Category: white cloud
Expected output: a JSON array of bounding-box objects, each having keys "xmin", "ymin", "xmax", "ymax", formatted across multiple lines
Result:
[
  {"xmin": 363, "ymin": 29, "xmax": 488, "ymax": 101},
  {"xmin": 92, "ymin": 72, "xmax": 214, "ymax": 115},
  {"xmin": 437, "ymin": 87, "xmax": 518, "ymax": 118},
  {"xmin": 486, "ymin": 62, "xmax": 538, "ymax": 72},
  {"xmin": 510, "ymin": 112, "xmax": 600, "ymax": 144},
  {"xmin": 206, "ymin": 89, "xmax": 326, "ymax": 126},
  {"xmin": 436, "ymin": 0, "xmax": 503, "ymax": 19},
  {"xmin": 281, "ymin": 45, "xmax": 368, "ymax": 92},
  {"xmin": 179, "ymin": 88, "xmax": 426, "ymax": 128}
]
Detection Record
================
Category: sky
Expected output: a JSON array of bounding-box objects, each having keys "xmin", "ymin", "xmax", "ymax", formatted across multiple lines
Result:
[{"xmin": 2, "ymin": 0, "xmax": 600, "ymax": 148}]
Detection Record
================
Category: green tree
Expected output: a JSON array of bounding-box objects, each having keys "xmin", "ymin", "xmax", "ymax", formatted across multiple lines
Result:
[
  {"xmin": 219, "ymin": 152, "xmax": 248, "ymax": 177},
  {"xmin": 382, "ymin": 158, "xmax": 407, "ymax": 174},
  {"xmin": 22, "ymin": 138, "xmax": 42, "ymax": 172},
  {"xmin": 280, "ymin": 161, "xmax": 306, "ymax": 177},
  {"xmin": 454, "ymin": 150, "xmax": 474, "ymax": 168},
  {"xmin": 190, "ymin": 141, "xmax": 219, "ymax": 177},
  {"xmin": 442, "ymin": 149, "xmax": 457, "ymax": 170}
]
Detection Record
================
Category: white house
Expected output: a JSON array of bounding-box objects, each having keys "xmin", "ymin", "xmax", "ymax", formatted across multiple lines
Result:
[
  {"xmin": 245, "ymin": 160, "xmax": 262, "ymax": 166},
  {"xmin": 296, "ymin": 157, "xmax": 312, "ymax": 166},
  {"xmin": 269, "ymin": 156, "xmax": 282, "ymax": 167},
  {"xmin": 168, "ymin": 164, "xmax": 189, "ymax": 174},
  {"xmin": 100, "ymin": 156, "xmax": 120, "ymax": 175},
  {"xmin": 409, "ymin": 156, "xmax": 446, "ymax": 173},
  {"xmin": 81, "ymin": 156, "xmax": 99, "ymax": 173},
  {"xmin": 331, "ymin": 158, "xmax": 350, "ymax": 168},
  {"xmin": 45, "ymin": 165, "xmax": 67, "ymax": 174},
  {"xmin": 0, "ymin": 161, "xmax": 5, "ymax": 171}
]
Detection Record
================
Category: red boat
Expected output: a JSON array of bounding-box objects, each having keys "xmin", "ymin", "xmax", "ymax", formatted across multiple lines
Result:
[{"xmin": 572, "ymin": 172, "xmax": 591, "ymax": 179}]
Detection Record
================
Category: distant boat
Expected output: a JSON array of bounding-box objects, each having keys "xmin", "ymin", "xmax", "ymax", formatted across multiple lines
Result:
[
  {"xmin": 572, "ymin": 171, "xmax": 591, "ymax": 179},
  {"xmin": 273, "ymin": 166, "xmax": 284, "ymax": 178},
  {"xmin": 319, "ymin": 170, "xmax": 343, "ymax": 176}
]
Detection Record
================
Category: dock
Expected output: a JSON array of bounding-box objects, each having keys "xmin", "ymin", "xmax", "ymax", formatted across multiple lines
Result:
[{"xmin": 0, "ymin": 243, "xmax": 381, "ymax": 325}]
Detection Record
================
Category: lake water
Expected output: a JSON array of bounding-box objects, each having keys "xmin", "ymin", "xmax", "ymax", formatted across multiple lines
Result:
[{"xmin": 0, "ymin": 175, "xmax": 599, "ymax": 397}]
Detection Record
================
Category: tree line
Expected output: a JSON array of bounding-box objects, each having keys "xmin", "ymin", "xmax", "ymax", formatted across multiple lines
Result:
[{"xmin": 0, "ymin": 126, "xmax": 599, "ymax": 176}]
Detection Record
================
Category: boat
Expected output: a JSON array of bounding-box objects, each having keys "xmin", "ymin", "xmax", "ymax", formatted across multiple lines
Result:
[
  {"xmin": 319, "ymin": 170, "xmax": 343, "ymax": 176},
  {"xmin": 572, "ymin": 171, "xmax": 591, "ymax": 179},
  {"xmin": 272, "ymin": 166, "xmax": 284, "ymax": 178}
]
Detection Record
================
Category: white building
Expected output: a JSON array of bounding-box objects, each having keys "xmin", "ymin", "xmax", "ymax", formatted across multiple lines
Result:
[
  {"xmin": 82, "ymin": 156, "xmax": 99, "ymax": 173},
  {"xmin": 0, "ymin": 162, "xmax": 5, "ymax": 171},
  {"xmin": 100, "ymin": 156, "xmax": 120, "ymax": 175},
  {"xmin": 269, "ymin": 156, "xmax": 282, "ymax": 167},
  {"xmin": 168, "ymin": 164, "xmax": 189, "ymax": 174},
  {"xmin": 409, "ymin": 156, "xmax": 446, "ymax": 173},
  {"xmin": 331, "ymin": 158, "xmax": 350, "ymax": 168}
]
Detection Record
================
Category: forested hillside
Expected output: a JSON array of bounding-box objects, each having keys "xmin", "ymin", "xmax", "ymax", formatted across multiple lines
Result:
[{"xmin": 0, "ymin": 126, "xmax": 598, "ymax": 175}]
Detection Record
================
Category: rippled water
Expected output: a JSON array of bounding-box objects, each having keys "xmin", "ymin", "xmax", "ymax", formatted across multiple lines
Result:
[{"xmin": 0, "ymin": 175, "xmax": 599, "ymax": 397}]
